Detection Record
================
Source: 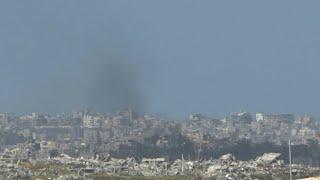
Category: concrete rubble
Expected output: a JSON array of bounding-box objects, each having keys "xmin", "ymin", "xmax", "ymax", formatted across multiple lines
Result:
[
  {"xmin": 0, "ymin": 152, "xmax": 320, "ymax": 179},
  {"xmin": 256, "ymin": 153, "xmax": 281, "ymax": 164},
  {"xmin": 203, "ymin": 153, "xmax": 316, "ymax": 180}
]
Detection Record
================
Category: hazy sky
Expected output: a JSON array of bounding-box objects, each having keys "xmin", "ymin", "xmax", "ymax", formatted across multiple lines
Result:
[{"xmin": 0, "ymin": 1, "xmax": 320, "ymax": 118}]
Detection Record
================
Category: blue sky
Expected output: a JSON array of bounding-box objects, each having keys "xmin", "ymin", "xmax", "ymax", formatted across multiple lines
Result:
[{"xmin": 0, "ymin": 1, "xmax": 320, "ymax": 118}]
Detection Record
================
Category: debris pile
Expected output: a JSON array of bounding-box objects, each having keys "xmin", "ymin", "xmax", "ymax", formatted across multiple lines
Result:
[{"xmin": 1, "ymin": 152, "xmax": 320, "ymax": 179}]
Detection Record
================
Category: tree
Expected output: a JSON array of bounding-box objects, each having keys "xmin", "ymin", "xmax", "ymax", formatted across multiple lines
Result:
[{"xmin": 49, "ymin": 149, "xmax": 59, "ymax": 158}]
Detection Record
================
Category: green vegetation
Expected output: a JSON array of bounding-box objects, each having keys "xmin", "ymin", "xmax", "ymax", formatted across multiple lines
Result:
[{"xmin": 49, "ymin": 149, "xmax": 59, "ymax": 158}]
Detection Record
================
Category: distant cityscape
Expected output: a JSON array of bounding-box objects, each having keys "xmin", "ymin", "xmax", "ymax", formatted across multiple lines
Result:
[{"xmin": 0, "ymin": 109, "xmax": 320, "ymax": 179}]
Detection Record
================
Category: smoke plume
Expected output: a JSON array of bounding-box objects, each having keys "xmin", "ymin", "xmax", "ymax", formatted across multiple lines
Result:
[{"xmin": 83, "ymin": 52, "xmax": 146, "ymax": 114}]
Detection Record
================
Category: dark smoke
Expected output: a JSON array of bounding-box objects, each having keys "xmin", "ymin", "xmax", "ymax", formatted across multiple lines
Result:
[{"xmin": 84, "ymin": 54, "xmax": 146, "ymax": 114}]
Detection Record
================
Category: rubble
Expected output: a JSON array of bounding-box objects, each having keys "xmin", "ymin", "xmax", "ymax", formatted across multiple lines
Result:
[
  {"xmin": 297, "ymin": 177, "xmax": 320, "ymax": 180},
  {"xmin": 0, "ymin": 152, "xmax": 319, "ymax": 179},
  {"xmin": 255, "ymin": 153, "xmax": 281, "ymax": 164},
  {"xmin": 219, "ymin": 153, "xmax": 236, "ymax": 162}
]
